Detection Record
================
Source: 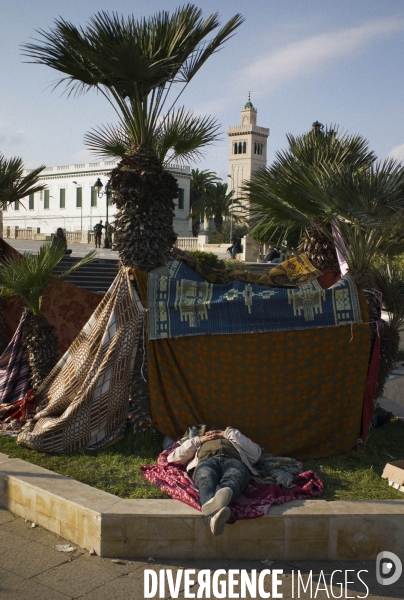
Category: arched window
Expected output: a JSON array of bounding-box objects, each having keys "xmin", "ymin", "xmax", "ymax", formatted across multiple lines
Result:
[
  {"xmin": 234, "ymin": 142, "xmax": 238, "ymax": 154},
  {"xmin": 238, "ymin": 142, "xmax": 242, "ymax": 154},
  {"xmin": 242, "ymin": 141, "xmax": 246, "ymax": 153}
]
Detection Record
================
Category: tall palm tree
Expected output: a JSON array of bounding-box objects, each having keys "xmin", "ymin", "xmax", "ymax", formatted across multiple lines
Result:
[
  {"xmin": 22, "ymin": 7, "xmax": 244, "ymax": 272},
  {"xmin": 189, "ymin": 181, "xmax": 245, "ymax": 233},
  {"xmin": 0, "ymin": 244, "xmax": 96, "ymax": 390},
  {"xmin": 190, "ymin": 168, "xmax": 221, "ymax": 234}
]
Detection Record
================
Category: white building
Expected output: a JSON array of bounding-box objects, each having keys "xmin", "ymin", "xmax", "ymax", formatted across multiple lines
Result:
[
  {"xmin": 2, "ymin": 160, "xmax": 192, "ymax": 237},
  {"xmin": 227, "ymin": 95, "xmax": 270, "ymax": 197}
]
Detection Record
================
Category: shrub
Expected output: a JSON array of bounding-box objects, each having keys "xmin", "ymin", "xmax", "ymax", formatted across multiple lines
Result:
[
  {"xmin": 223, "ymin": 259, "xmax": 247, "ymax": 271},
  {"xmin": 186, "ymin": 250, "xmax": 226, "ymax": 269}
]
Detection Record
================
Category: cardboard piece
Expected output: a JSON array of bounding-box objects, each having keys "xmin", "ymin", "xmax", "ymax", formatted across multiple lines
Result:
[{"xmin": 382, "ymin": 460, "xmax": 404, "ymax": 492}]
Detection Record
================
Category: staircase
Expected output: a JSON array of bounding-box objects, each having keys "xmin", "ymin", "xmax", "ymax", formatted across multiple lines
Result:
[{"xmin": 53, "ymin": 257, "xmax": 119, "ymax": 294}]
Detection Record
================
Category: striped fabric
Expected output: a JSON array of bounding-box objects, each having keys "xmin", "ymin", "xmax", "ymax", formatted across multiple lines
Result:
[
  {"xmin": 0, "ymin": 309, "xmax": 30, "ymax": 406},
  {"xmin": 17, "ymin": 268, "xmax": 144, "ymax": 453}
]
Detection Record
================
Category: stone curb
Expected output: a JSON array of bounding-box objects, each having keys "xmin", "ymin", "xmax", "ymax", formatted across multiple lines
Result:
[{"xmin": 1, "ymin": 451, "xmax": 404, "ymax": 560}]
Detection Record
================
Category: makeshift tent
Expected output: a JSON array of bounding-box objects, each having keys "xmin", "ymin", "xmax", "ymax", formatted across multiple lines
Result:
[{"xmin": 142, "ymin": 256, "xmax": 372, "ymax": 459}]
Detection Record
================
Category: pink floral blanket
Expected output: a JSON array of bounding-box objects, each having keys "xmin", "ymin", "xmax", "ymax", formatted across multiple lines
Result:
[{"xmin": 141, "ymin": 447, "xmax": 323, "ymax": 523}]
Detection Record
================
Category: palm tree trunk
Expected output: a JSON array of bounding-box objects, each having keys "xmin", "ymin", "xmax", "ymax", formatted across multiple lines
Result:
[
  {"xmin": 214, "ymin": 215, "xmax": 223, "ymax": 233},
  {"xmin": 110, "ymin": 145, "xmax": 179, "ymax": 272},
  {"xmin": 297, "ymin": 224, "xmax": 340, "ymax": 271},
  {"xmin": 22, "ymin": 312, "xmax": 58, "ymax": 390}
]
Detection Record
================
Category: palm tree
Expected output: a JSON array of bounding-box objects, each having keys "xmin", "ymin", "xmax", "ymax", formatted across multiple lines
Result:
[
  {"xmin": 22, "ymin": 7, "xmax": 244, "ymax": 272},
  {"xmin": 189, "ymin": 181, "xmax": 245, "ymax": 233},
  {"xmin": 0, "ymin": 243, "xmax": 96, "ymax": 390},
  {"xmin": 190, "ymin": 169, "xmax": 221, "ymax": 235},
  {"xmin": 0, "ymin": 154, "xmax": 46, "ymax": 354},
  {"xmin": 245, "ymin": 123, "xmax": 378, "ymax": 271}
]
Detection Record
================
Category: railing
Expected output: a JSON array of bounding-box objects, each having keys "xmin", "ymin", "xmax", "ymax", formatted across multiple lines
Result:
[
  {"xmin": 66, "ymin": 231, "xmax": 83, "ymax": 242},
  {"xmin": 175, "ymin": 237, "xmax": 198, "ymax": 250},
  {"xmin": 15, "ymin": 228, "xmax": 33, "ymax": 239}
]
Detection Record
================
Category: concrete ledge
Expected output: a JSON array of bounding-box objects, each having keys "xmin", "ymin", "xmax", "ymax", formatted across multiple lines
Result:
[{"xmin": 1, "ymin": 452, "xmax": 404, "ymax": 560}]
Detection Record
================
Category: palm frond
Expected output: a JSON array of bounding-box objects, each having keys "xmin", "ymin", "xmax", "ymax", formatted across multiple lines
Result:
[
  {"xmin": 156, "ymin": 107, "xmax": 221, "ymax": 164},
  {"xmin": 22, "ymin": 7, "xmax": 243, "ymax": 147},
  {"xmin": 374, "ymin": 262, "xmax": 404, "ymax": 332},
  {"xmin": 0, "ymin": 154, "xmax": 46, "ymax": 208},
  {"xmin": 55, "ymin": 250, "xmax": 98, "ymax": 281},
  {"xmin": 0, "ymin": 244, "xmax": 97, "ymax": 315}
]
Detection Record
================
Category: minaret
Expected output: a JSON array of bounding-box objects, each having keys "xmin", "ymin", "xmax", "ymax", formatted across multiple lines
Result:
[{"xmin": 227, "ymin": 94, "xmax": 269, "ymax": 197}]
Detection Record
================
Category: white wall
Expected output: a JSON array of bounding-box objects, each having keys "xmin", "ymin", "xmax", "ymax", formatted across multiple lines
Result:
[{"xmin": 3, "ymin": 161, "xmax": 192, "ymax": 236}]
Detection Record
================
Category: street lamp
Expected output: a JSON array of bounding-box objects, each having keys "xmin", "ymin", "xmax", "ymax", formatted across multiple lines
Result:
[
  {"xmin": 227, "ymin": 174, "xmax": 234, "ymax": 242},
  {"xmin": 94, "ymin": 177, "xmax": 113, "ymax": 249},
  {"xmin": 72, "ymin": 181, "xmax": 83, "ymax": 232}
]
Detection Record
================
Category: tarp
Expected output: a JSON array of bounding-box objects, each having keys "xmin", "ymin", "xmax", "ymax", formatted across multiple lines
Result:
[{"xmin": 17, "ymin": 268, "xmax": 144, "ymax": 453}]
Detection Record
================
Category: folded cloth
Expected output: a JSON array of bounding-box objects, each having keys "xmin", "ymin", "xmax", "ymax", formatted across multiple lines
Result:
[{"xmin": 141, "ymin": 446, "xmax": 323, "ymax": 523}]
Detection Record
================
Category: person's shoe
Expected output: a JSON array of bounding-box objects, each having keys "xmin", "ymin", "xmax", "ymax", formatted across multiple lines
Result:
[
  {"xmin": 210, "ymin": 506, "xmax": 230, "ymax": 536},
  {"xmin": 202, "ymin": 487, "xmax": 233, "ymax": 516}
]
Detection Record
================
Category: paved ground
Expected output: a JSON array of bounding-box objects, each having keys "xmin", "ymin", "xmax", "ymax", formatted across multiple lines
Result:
[
  {"xmin": 4, "ymin": 239, "xmax": 119, "ymax": 260},
  {"xmin": 1, "ymin": 508, "xmax": 403, "ymax": 599}
]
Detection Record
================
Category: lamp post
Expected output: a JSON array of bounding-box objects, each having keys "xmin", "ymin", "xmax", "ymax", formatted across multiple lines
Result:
[
  {"xmin": 94, "ymin": 177, "xmax": 112, "ymax": 249},
  {"xmin": 227, "ymin": 174, "xmax": 234, "ymax": 242},
  {"xmin": 72, "ymin": 181, "xmax": 83, "ymax": 232}
]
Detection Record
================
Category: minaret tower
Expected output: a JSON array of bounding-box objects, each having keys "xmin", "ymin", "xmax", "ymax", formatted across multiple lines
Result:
[{"xmin": 227, "ymin": 94, "xmax": 269, "ymax": 197}]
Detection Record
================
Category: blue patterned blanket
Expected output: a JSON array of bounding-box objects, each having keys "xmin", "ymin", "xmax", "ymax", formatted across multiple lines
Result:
[{"xmin": 147, "ymin": 259, "xmax": 362, "ymax": 340}]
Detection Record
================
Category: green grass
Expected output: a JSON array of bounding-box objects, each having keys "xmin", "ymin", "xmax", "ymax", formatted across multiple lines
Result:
[
  {"xmin": 1, "ymin": 416, "xmax": 404, "ymax": 502},
  {"xmin": 0, "ymin": 427, "xmax": 170, "ymax": 500}
]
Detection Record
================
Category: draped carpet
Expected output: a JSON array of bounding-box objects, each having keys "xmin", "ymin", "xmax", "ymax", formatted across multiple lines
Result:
[{"xmin": 17, "ymin": 269, "xmax": 144, "ymax": 453}]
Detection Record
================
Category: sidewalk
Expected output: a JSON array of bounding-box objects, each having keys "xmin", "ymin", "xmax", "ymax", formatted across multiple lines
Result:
[
  {"xmin": 4, "ymin": 239, "xmax": 119, "ymax": 260},
  {"xmin": 0, "ymin": 507, "xmax": 401, "ymax": 599}
]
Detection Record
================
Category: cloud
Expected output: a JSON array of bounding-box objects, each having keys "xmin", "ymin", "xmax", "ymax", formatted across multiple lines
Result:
[
  {"xmin": 387, "ymin": 143, "xmax": 404, "ymax": 163},
  {"xmin": 238, "ymin": 17, "xmax": 404, "ymax": 96}
]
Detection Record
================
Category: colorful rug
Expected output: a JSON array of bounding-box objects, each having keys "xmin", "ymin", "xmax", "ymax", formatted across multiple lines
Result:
[
  {"xmin": 147, "ymin": 258, "xmax": 363, "ymax": 341},
  {"xmin": 17, "ymin": 268, "xmax": 144, "ymax": 453},
  {"xmin": 142, "ymin": 446, "xmax": 323, "ymax": 522}
]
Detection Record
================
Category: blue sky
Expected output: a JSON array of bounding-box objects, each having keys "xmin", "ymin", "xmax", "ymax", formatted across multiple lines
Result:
[{"xmin": 1, "ymin": 0, "xmax": 404, "ymax": 180}]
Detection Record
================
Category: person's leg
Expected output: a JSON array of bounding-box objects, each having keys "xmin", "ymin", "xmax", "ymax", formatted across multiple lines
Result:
[
  {"xmin": 193, "ymin": 459, "xmax": 221, "ymax": 508},
  {"xmin": 217, "ymin": 458, "xmax": 251, "ymax": 503}
]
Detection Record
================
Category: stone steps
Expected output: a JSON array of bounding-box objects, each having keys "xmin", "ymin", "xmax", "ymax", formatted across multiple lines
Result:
[{"xmin": 53, "ymin": 257, "xmax": 119, "ymax": 294}]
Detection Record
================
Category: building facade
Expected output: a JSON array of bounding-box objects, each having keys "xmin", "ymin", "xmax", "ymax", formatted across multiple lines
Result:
[
  {"xmin": 227, "ymin": 95, "xmax": 270, "ymax": 197},
  {"xmin": 2, "ymin": 161, "xmax": 192, "ymax": 237}
]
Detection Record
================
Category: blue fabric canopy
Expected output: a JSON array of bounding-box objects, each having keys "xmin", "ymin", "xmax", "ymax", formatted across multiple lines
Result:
[{"xmin": 147, "ymin": 258, "xmax": 362, "ymax": 340}]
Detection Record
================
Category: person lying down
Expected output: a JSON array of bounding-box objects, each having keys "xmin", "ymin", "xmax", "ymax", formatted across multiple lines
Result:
[{"xmin": 167, "ymin": 426, "xmax": 261, "ymax": 536}]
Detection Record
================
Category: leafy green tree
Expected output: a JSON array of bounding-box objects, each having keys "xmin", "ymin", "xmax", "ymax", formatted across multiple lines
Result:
[
  {"xmin": 23, "ymin": 6, "xmax": 244, "ymax": 272},
  {"xmin": 0, "ymin": 244, "xmax": 96, "ymax": 389}
]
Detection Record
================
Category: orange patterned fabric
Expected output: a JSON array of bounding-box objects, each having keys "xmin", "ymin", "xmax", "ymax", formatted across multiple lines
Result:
[{"xmin": 148, "ymin": 324, "xmax": 371, "ymax": 459}]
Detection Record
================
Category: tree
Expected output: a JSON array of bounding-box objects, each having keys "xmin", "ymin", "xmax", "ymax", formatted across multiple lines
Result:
[
  {"xmin": 0, "ymin": 154, "xmax": 46, "ymax": 209},
  {"xmin": 189, "ymin": 169, "xmax": 221, "ymax": 235},
  {"xmin": 0, "ymin": 244, "xmax": 96, "ymax": 389},
  {"xmin": 189, "ymin": 181, "xmax": 245, "ymax": 233},
  {"xmin": 0, "ymin": 154, "xmax": 47, "ymax": 354},
  {"xmin": 23, "ymin": 7, "xmax": 244, "ymax": 272},
  {"xmin": 244, "ymin": 123, "xmax": 378, "ymax": 271}
]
